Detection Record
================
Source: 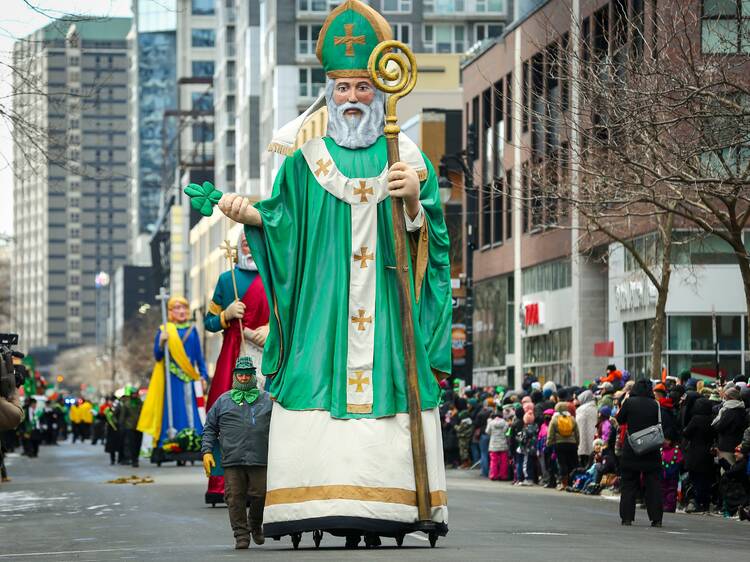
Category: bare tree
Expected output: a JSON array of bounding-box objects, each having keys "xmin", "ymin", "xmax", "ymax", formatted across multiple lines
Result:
[
  {"xmin": 119, "ymin": 306, "xmax": 161, "ymax": 386},
  {"xmin": 519, "ymin": 0, "xmax": 750, "ymax": 379}
]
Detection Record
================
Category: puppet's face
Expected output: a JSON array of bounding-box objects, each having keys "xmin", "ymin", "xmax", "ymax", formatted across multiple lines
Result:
[
  {"xmin": 240, "ymin": 236, "xmax": 250, "ymax": 256},
  {"xmin": 332, "ymin": 78, "xmax": 376, "ymax": 117},
  {"xmin": 169, "ymin": 302, "xmax": 189, "ymax": 323}
]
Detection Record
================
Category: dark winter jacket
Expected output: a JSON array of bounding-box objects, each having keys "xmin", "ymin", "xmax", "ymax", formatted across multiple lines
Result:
[
  {"xmin": 712, "ymin": 400, "xmax": 748, "ymax": 453},
  {"xmin": 615, "ymin": 383, "xmax": 661, "ymax": 472},
  {"xmin": 200, "ymin": 391, "xmax": 272, "ymax": 467},
  {"xmin": 682, "ymin": 398, "xmax": 715, "ymax": 474}
]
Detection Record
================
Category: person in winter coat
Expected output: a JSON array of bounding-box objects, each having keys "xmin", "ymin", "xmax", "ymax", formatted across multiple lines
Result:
[
  {"xmin": 515, "ymin": 411, "xmax": 539, "ymax": 485},
  {"xmin": 615, "ymin": 379, "xmax": 662, "ymax": 527},
  {"xmin": 475, "ymin": 403, "xmax": 493, "ymax": 477},
  {"xmin": 660, "ymin": 437, "xmax": 683, "ymax": 513},
  {"xmin": 201, "ymin": 357, "xmax": 271, "ymax": 550},
  {"xmin": 538, "ymin": 408, "xmax": 556, "ymax": 488},
  {"xmin": 654, "ymin": 383, "xmax": 680, "ymax": 442},
  {"xmin": 455, "ymin": 411, "xmax": 474, "ymax": 468},
  {"xmin": 712, "ymin": 387, "xmax": 748, "ymax": 467},
  {"xmin": 598, "ymin": 383, "xmax": 615, "ymax": 410},
  {"xmin": 576, "ymin": 390, "xmax": 598, "ymax": 466},
  {"xmin": 599, "ymin": 364, "xmax": 623, "ymax": 388},
  {"xmin": 717, "ymin": 445, "xmax": 749, "ymax": 516},
  {"xmin": 486, "ymin": 414, "xmax": 509, "ymax": 480},
  {"xmin": 547, "ymin": 402, "xmax": 580, "ymax": 489},
  {"xmin": 682, "ymin": 398, "xmax": 715, "ymax": 513}
]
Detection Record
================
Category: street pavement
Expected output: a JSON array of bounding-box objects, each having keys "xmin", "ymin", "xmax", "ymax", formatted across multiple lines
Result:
[{"xmin": 0, "ymin": 443, "xmax": 747, "ymax": 561}]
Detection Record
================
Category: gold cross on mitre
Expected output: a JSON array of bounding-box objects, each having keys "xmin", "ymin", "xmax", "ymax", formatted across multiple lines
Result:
[
  {"xmin": 219, "ymin": 239, "xmax": 238, "ymax": 263},
  {"xmin": 353, "ymin": 246, "xmax": 374, "ymax": 269},
  {"xmin": 334, "ymin": 23, "xmax": 366, "ymax": 57},
  {"xmin": 353, "ymin": 180, "xmax": 373, "ymax": 203},
  {"xmin": 348, "ymin": 370, "xmax": 370, "ymax": 392},
  {"xmin": 351, "ymin": 309, "xmax": 372, "ymax": 331},
  {"xmin": 315, "ymin": 158, "xmax": 332, "ymax": 177}
]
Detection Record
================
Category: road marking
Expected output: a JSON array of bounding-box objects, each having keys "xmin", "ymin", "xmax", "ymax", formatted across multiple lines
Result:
[
  {"xmin": 513, "ymin": 532, "xmax": 568, "ymax": 536},
  {"xmin": 0, "ymin": 548, "xmax": 140, "ymax": 558},
  {"xmin": 407, "ymin": 532, "xmax": 429, "ymax": 541}
]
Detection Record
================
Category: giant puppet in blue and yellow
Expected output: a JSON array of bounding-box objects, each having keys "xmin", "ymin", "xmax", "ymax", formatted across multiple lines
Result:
[
  {"xmin": 215, "ymin": 0, "xmax": 451, "ymax": 546},
  {"xmin": 137, "ymin": 296, "xmax": 209, "ymax": 447}
]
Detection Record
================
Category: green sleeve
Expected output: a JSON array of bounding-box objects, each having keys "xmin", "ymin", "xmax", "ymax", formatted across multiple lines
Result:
[
  {"xmin": 417, "ymin": 156, "xmax": 452, "ymax": 377},
  {"xmin": 204, "ymin": 275, "xmax": 225, "ymax": 333},
  {"xmin": 245, "ymin": 154, "xmax": 306, "ymax": 377}
]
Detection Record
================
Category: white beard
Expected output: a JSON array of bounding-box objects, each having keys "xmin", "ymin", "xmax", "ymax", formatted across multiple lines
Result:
[
  {"xmin": 325, "ymin": 79, "xmax": 385, "ymax": 149},
  {"xmin": 237, "ymin": 232, "xmax": 257, "ymax": 271}
]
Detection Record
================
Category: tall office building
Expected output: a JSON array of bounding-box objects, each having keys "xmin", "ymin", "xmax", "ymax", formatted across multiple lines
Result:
[
  {"xmin": 12, "ymin": 18, "xmax": 132, "ymax": 352},
  {"xmin": 128, "ymin": 0, "xmax": 178, "ymax": 265},
  {"xmin": 258, "ymin": 0, "xmax": 513, "ymax": 195}
]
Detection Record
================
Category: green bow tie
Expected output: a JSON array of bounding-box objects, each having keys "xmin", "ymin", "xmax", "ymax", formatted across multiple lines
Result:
[{"xmin": 230, "ymin": 387, "xmax": 260, "ymax": 406}]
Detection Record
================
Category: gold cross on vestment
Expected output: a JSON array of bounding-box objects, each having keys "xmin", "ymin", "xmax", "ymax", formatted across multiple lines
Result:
[
  {"xmin": 353, "ymin": 181, "xmax": 373, "ymax": 203},
  {"xmin": 351, "ymin": 309, "xmax": 372, "ymax": 331},
  {"xmin": 348, "ymin": 370, "xmax": 370, "ymax": 392},
  {"xmin": 220, "ymin": 239, "xmax": 237, "ymax": 263},
  {"xmin": 334, "ymin": 24, "xmax": 366, "ymax": 57},
  {"xmin": 353, "ymin": 246, "xmax": 374, "ymax": 269},
  {"xmin": 315, "ymin": 158, "xmax": 332, "ymax": 177}
]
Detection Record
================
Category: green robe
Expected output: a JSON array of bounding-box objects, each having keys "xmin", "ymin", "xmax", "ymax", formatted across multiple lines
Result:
[{"xmin": 246, "ymin": 135, "xmax": 451, "ymax": 419}]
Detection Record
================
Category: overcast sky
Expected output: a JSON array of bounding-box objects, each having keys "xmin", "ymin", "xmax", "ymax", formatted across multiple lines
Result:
[{"xmin": 0, "ymin": 0, "xmax": 133, "ymax": 238}]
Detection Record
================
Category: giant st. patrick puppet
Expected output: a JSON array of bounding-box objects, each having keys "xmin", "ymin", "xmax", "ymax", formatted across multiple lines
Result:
[
  {"xmin": 215, "ymin": 0, "xmax": 451, "ymax": 545},
  {"xmin": 137, "ymin": 296, "xmax": 209, "ymax": 449}
]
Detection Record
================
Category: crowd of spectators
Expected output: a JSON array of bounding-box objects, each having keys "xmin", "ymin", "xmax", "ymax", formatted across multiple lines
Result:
[{"xmin": 440, "ymin": 366, "xmax": 750, "ymax": 522}]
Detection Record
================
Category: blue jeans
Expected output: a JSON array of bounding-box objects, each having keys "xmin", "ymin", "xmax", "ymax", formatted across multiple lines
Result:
[
  {"xmin": 479, "ymin": 433, "xmax": 490, "ymax": 477},
  {"xmin": 471, "ymin": 441, "xmax": 481, "ymax": 464}
]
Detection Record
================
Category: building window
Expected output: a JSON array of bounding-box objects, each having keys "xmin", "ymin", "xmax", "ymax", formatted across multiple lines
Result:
[
  {"xmin": 493, "ymin": 178, "xmax": 503, "ymax": 244},
  {"xmin": 667, "ymin": 315, "xmax": 744, "ymax": 380},
  {"xmin": 392, "ymin": 23, "xmax": 411, "ymax": 45},
  {"xmin": 476, "ymin": 0, "xmax": 505, "ymax": 12},
  {"xmin": 192, "ymin": 60, "xmax": 215, "ymax": 77},
  {"xmin": 192, "ymin": 122, "xmax": 214, "ymax": 143},
  {"xmin": 297, "ymin": 0, "xmax": 328, "ymax": 12},
  {"xmin": 191, "ymin": 28, "xmax": 216, "ymax": 48},
  {"xmin": 522, "ymin": 258, "xmax": 571, "ymax": 294},
  {"xmin": 423, "ymin": 24, "xmax": 465, "ymax": 53},
  {"xmin": 297, "ymin": 24, "xmax": 323, "ymax": 56},
  {"xmin": 298, "ymin": 67, "xmax": 326, "ymax": 98},
  {"xmin": 623, "ymin": 232, "xmax": 661, "ymax": 272},
  {"xmin": 523, "ymin": 328, "xmax": 572, "ymax": 386},
  {"xmin": 475, "ymin": 274, "xmax": 514, "ymax": 368},
  {"xmin": 474, "ymin": 23, "xmax": 504, "ymax": 42},
  {"xmin": 192, "ymin": 92, "xmax": 214, "ymax": 111},
  {"xmin": 624, "ymin": 318, "xmax": 655, "ymax": 380},
  {"xmin": 671, "ymin": 232, "xmax": 738, "ymax": 265},
  {"xmin": 382, "ymin": 0, "xmax": 412, "ymax": 13},
  {"xmin": 192, "ymin": 0, "xmax": 215, "ymax": 15},
  {"xmin": 505, "ymin": 168, "xmax": 512, "ymax": 240},
  {"xmin": 702, "ymin": 0, "xmax": 750, "ymax": 54}
]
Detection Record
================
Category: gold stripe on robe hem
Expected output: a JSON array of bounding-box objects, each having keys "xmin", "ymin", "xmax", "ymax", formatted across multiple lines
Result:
[{"xmin": 265, "ymin": 485, "xmax": 448, "ymax": 508}]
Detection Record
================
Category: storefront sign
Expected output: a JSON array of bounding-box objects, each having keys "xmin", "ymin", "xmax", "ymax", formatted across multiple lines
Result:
[
  {"xmin": 451, "ymin": 323, "xmax": 466, "ymax": 366},
  {"xmin": 614, "ymin": 278, "xmax": 657, "ymax": 311},
  {"xmin": 519, "ymin": 301, "xmax": 545, "ymax": 332}
]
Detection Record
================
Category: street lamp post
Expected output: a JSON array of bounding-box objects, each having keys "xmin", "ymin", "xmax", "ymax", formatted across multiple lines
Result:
[{"xmin": 438, "ymin": 126, "xmax": 477, "ymax": 385}]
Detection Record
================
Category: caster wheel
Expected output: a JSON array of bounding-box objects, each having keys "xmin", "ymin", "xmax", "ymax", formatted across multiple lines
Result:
[
  {"xmin": 429, "ymin": 532, "xmax": 438, "ymax": 548},
  {"xmin": 313, "ymin": 530, "xmax": 323, "ymax": 548},
  {"xmin": 395, "ymin": 533, "xmax": 404, "ymax": 547},
  {"xmin": 211, "ymin": 503, "xmax": 216, "ymax": 508},
  {"xmin": 156, "ymin": 461, "xmax": 162, "ymax": 467},
  {"xmin": 364, "ymin": 534, "xmax": 381, "ymax": 548},
  {"xmin": 291, "ymin": 533, "xmax": 302, "ymax": 550}
]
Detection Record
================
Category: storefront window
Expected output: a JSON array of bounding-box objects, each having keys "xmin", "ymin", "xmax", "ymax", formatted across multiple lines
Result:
[
  {"xmin": 474, "ymin": 274, "xmax": 513, "ymax": 368},
  {"xmin": 669, "ymin": 354, "xmax": 742, "ymax": 380},
  {"xmin": 522, "ymin": 327, "xmax": 572, "ymax": 385},
  {"xmin": 668, "ymin": 315, "xmax": 741, "ymax": 351}
]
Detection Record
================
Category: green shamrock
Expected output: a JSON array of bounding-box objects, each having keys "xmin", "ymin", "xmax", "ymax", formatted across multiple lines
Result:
[{"xmin": 184, "ymin": 181, "xmax": 223, "ymax": 217}]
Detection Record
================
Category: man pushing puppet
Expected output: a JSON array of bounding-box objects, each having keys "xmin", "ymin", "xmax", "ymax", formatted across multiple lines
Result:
[{"xmin": 211, "ymin": 0, "xmax": 452, "ymax": 549}]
